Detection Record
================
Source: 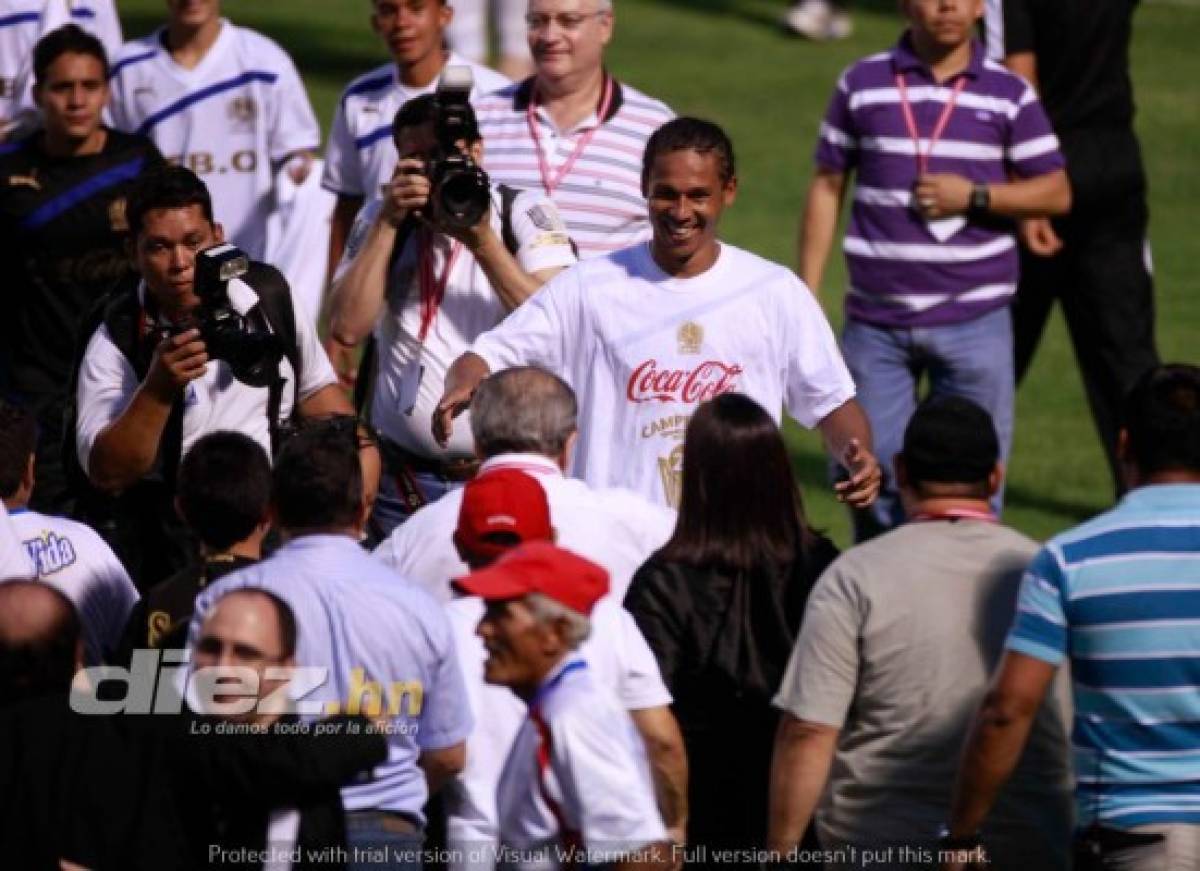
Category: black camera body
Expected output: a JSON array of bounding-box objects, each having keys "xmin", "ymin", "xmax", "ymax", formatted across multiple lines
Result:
[
  {"xmin": 426, "ymin": 66, "xmax": 490, "ymax": 229},
  {"xmin": 166, "ymin": 244, "xmax": 284, "ymax": 389}
]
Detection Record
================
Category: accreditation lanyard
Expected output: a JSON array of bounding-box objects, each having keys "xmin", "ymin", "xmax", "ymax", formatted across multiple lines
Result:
[
  {"xmin": 528, "ymin": 660, "xmax": 587, "ymax": 849},
  {"xmin": 416, "ymin": 227, "xmax": 464, "ymax": 342},
  {"xmin": 526, "ymin": 76, "xmax": 615, "ymax": 197},
  {"xmin": 895, "ymin": 73, "xmax": 967, "ymax": 176},
  {"xmin": 909, "ymin": 507, "xmax": 997, "ymax": 524}
]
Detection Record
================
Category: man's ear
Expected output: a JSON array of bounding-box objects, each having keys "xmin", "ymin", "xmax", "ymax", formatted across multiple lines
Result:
[
  {"xmin": 986, "ymin": 461, "xmax": 1005, "ymax": 498},
  {"xmin": 212, "ymin": 223, "xmax": 225, "ymax": 244},
  {"xmin": 893, "ymin": 453, "xmax": 909, "ymax": 491},
  {"xmin": 22, "ymin": 454, "xmax": 36, "ymax": 496},
  {"xmin": 723, "ymin": 174, "xmax": 738, "ymax": 207},
  {"xmin": 556, "ymin": 430, "xmax": 578, "ymax": 472}
]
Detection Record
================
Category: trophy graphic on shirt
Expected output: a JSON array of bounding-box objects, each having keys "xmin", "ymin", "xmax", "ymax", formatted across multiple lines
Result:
[{"xmin": 658, "ymin": 443, "xmax": 686, "ymax": 509}]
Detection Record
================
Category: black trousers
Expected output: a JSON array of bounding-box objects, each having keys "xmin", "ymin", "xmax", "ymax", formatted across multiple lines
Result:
[{"xmin": 1013, "ymin": 127, "xmax": 1159, "ymax": 495}]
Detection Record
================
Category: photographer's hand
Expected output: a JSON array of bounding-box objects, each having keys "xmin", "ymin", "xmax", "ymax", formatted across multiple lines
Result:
[
  {"xmin": 145, "ymin": 329, "xmax": 208, "ymax": 403},
  {"xmin": 382, "ymin": 160, "xmax": 432, "ymax": 227}
]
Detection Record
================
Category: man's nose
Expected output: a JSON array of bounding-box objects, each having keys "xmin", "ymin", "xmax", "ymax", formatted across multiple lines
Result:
[{"xmin": 169, "ymin": 245, "xmax": 193, "ymax": 270}]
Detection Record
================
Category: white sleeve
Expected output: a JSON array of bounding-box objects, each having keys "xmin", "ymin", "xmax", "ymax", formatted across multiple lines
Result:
[
  {"xmin": 508, "ymin": 190, "xmax": 577, "ymax": 275},
  {"xmin": 331, "ymin": 198, "xmax": 384, "ymax": 285},
  {"xmin": 83, "ymin": 528, "xmax": 139, "ymax": 661},
  {"xmin": 554, "ymin": 708, "xmax": 668, "ymax": 855},
  {"xmin": 782, "ymin": 275, "xmax": 856, "ymax": 428},
  {"xmin": 0, "ymin": 503, "xmax": 35, "ymax": 581},
  {"xmin": 292, "ymin": 295, "xmax": 338, "ymax": 399},
  {"xmin": 322, "ymin": 98, "xmax": 365, "ymax": 197},
  {"xmin": 615, "ymin": 607, "xmax": 673, "ymax": 710},
  {"xmin": 75, "ymin": 325, "xmax": 140, "ymax": 476},
  {"xmin": 266, "ymin": 45, "xmax": 320, "ymax": 161},
  {"xmin": 470, "ymin": 267, "xmax": 581, "ymax": 374}
]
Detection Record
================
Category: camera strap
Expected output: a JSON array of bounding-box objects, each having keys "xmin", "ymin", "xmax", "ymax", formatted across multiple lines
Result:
[
  {"xmin": 526, "ymin": 75, "xmax": 615, "ymax": 197},
  {"xmin": 416, "ymin": 227, "xmax": 464, "ymax": 342}
]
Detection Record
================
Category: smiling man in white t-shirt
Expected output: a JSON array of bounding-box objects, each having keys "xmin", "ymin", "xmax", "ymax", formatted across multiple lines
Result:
[{"xmin": 435, "ymin": 117, "xmax": 881, "ymax": 510}]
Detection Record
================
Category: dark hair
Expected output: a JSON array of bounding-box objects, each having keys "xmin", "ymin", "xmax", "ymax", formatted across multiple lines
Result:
[
  {"xmin": 0, "ymin": 398, "xmax": 37, "ymax": 500},
  {"xmin": 272, "ymin": 419, "xmax": 363, "ymax": 532},
  {"xmin": 1124, "ymin": 364, "xmax": 1200, "ymax": 476},
  {"xmin": 33, "ymin": 24, "xmax": 108, "ymax": 84},
  {"xmin": 0, "ymin": 582, "xmax": 81, "ymax": 703},
  {"xmin": 126, "ymin": 165, "xmax": 215, "ymax": 237},
  {"xmin": 215, "ymin": 589, "xmax": 298, "ymax": 660},
  {"xmin": 641, "ymin": 117, "xmax": 736, "ymax": 195},
  {"xmin": 657, "ymin": 393, "xmax": 816, "ymax": 572},
  {"xmin": 392, "ymin": 93, "xmax": 481, "ymax": 146},
  {"xmin": 177, "ymin": 432, "xmax": 271, "ymax": 551},
  {"xmin": 901, "ymin": 395, "xmax": 999, "ymax": 494}
]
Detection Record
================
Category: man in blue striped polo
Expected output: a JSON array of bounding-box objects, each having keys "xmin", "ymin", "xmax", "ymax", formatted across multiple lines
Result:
[
  {"xmin": 798, "ymin": 0, "xmax": 1070, "ymax": 539},
  {"xmin": 947, "ymin": 364, "xmax": 1200, "ymax": 868}
]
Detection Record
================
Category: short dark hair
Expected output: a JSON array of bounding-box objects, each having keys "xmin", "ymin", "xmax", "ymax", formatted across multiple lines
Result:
[
  {"xmin": 1124, "ymin": 364, "xmax": 1200, "ymax": 476},
  {"xmin": 658, "ymin": 393, "xmax": 817, "ymax": 572},
  {"xmin": 0, "ymin": 399, "xmax": 37, "ymax": 500},
  {"xmin": 0, "ymin": 582, "xmax": 81, "ymax": 703},
  {"xmin": 272, "ymin": 419, "xmax": 363, "ymax": 532},
  {"xmin": 901, "ymin": 395, "xmax": 1000, "ymax": 493},
  {"xmin": 33, "ymin": 24, "xmax": 108, "ymax": 85},
  {"xmin": 392, "ymin": 93, "xmax": 481, "ymax": 147},
  {"xmin": 177, "ymin": 432, "xmax": 271, "ymax": 552},
  {"xmin": 126, "ymin": 165, "xmax": 215, "ymax": 238},
  {"xmin": 641, "ymin": 117, "xmax": 736, "ymax": 194}
]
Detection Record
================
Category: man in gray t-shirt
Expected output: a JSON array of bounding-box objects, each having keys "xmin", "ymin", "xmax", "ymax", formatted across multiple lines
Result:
[{"xmin": 766, "ymin": 396, "xmax": 1072, "ymax": 870}]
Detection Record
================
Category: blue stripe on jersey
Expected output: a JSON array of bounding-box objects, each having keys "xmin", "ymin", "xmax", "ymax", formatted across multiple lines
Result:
[
  {"xmin": 109, "ymin": 50, "xmax": 157, "ymax": 80},
  {"xmin": 1072, "ymin": 654, "xmax": 1200, "ymax": 689},
  {"xmin": 71, "ymin": 7, "xmax": 96, "ymax": 19},
  {"xmin": 1076, "ymin": 720, "xmax": 1200, "ymax": 755},
  {"xmin": 1071, "ymin": 589, "xmax": 1200, "ymax": 626},
  {"xmin": 354, "ymin": 124, "xmax": 393, "ymax": 151},
  {"xmin": 0, "ymin": 12, "xmax": 39, "ymax": 28},
  {"xmin": 135, "ymin": 70, "xmax": 279, "ymax": 136},
  {"xmin": 20, "ymin": 157, "xmax": 146, "ymax": 230},
  {"xmin": 1062, "ymin": 525, "xmax": 1200, "ymax": 564},
  {"xmin": 342, "ymin": 72, "xmax": 392, "ymax": 105},
  {"xmin": 0, "ymin": 140, "xmax": 24, "ymax": 156}
]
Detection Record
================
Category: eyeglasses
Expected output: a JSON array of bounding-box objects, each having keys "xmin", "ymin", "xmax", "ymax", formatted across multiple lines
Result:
[{"xmin": 525, "ymin": 10, "xmax": 608, "ymax": 32}]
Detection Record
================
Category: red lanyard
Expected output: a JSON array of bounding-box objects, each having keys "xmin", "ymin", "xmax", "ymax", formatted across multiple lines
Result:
[
  {"xmin": 416, "ymin": 228, "xmax": 463, "ymax": 342},
  {"xmin": 909, "ymin": 507, "xmax": 997, "ymax": 524},
  {"xmin": 895, "ymin": 73, "xmax": 967, "ymax": 176},
  {"xmin": 526, "ymin": 75, "xmax": 614, "ymax": 197},
  {"xmin": 528, "ymin": 661, "xmax": 587, "ymax": 851}
]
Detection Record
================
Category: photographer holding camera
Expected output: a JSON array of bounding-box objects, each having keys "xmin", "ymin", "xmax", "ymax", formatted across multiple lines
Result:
[
  {"xmin": 73, "ymin": 165, "xmax": 371, "ymax": 588},
  {"xmin": 329, "ymin": 70, "xmax": 576, "ymax": 541}
]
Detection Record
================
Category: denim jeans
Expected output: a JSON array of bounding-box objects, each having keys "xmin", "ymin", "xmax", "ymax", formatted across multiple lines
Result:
[
  {"xmin": 841, "ymin": 306, "xmax": 1014, "ymax": 540},
  {"xmin": 345, "ymin": 811, "xmax": 425, "ymax": 871},
  {"xmin": 367, "ymin": 463, "xmax": 463, "ymax": 546}
]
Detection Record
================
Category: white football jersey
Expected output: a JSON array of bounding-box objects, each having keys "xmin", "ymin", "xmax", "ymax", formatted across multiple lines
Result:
[
  {"xmin": 107, "ymin": 19, "xmax": 320, "ymax": 259},
  {"xmin": 322, "ymin": 53, "xmax": 509, "ymax": 202},
  {"xmin": 0, "ymin": 0, "xmax": 122, "ymax": 136},
  {"xmin": 9, "ymin": 508, "xmax": 138, "ymax": 666}
]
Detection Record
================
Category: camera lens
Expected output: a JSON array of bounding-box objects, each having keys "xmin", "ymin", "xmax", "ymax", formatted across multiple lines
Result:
[{"xmin": 436, "ymin": 167, "xmax": 490, "ymax": 228}]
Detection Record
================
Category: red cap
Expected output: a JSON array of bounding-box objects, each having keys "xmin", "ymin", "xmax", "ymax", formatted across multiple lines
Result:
[
  {"xmin": 451, "ymin": 541, "xmax": 609, "ymax": 616},
  {"xmin": 453, "ymin": 469, "xmax": 553, "ymax": 563}
]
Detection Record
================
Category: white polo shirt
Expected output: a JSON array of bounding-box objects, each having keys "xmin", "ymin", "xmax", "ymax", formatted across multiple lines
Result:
[
  {"xmin": 373, "ymin": 453, "xmax": 675, "ymax": 601},
  {"xmin": 107, "ymin": 20, "xmax": 320, "ymax": 259},
  {"xmin": 471, "ymin": 242, "xmax": 857, "ymax": 508},
  {"xmin": 0, "ymin": 500, "xmax": 34, "ymax": 580},
  {"xmin": 444, "ymin": 596, "xmax": 671, "ymax": 871},
  {"xmin": 322, "ymin": 55, "xmax": 510, "ymax": 202},
  {"xmin": 75, "ymin": 277, "xmax": 337, "ymax": 474},
  {"xmin": 336, "ymin": 192, "xmax": 575, "ymax": 460},
  {"xmin": 495, "ymin": 656, "xmax": 667, "ymax": 870},
  {"xmin": 8, "ymin": 507, "xmax": 138, "ymax": 665}
]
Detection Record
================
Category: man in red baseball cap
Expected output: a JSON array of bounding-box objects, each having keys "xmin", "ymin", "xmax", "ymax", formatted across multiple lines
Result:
[
  {"xmin": 452, "ymin": 542, "xmax": 671, "ymax": 869},
  {"xmin": 452, "ymin": 469, "xmax": 554, "ymax": 571}
]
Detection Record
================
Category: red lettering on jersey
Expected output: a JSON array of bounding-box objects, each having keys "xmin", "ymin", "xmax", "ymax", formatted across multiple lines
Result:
[{"xmin": 627, "ymin": 360, "xmax": 744, "ymax": 404}]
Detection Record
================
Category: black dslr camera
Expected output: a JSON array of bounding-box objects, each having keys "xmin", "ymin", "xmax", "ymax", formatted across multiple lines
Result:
[
  {"xmin": 171, "ymin": 244, "xmax": 284, "ymax": 388},
  {"xmin": 426, "ymin": 65, "xmax": 490, "ymax": 228}
]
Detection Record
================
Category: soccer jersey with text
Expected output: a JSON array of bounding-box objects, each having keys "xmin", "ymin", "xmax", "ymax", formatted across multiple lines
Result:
[
  {"xmin": 471, "ymin": 242, "xmax": 856, "ymax": 508},
  {"xmin": 475, "ymin": 76, "xmax": 674, "ymax": 259},
  {"xmin": 322, "ymin": 54, "xmax": 510, "ymax": 202},
  {"xmin": 107, "ymin": 20, "xmax": 319, "ymax": 259}
]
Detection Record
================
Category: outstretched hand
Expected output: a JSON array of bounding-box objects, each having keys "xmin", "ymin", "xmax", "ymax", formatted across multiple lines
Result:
[{"xmin": 833, "ymin": 438, "xmax": 882, "ymax": 508}]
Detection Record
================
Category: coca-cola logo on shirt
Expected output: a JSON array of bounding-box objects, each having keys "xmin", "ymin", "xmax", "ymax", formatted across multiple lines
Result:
[{"xmin": 627, "ymin": 359, "xmax": 744, "ymax": 404}]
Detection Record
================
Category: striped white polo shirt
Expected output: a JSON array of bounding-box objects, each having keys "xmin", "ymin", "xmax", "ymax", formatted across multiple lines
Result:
[{"xmin": 475, "ymin": 75, "xmax": 673, "ymax": 259}]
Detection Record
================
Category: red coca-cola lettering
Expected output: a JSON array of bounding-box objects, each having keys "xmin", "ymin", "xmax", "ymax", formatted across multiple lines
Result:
[{"xmin": 627, "ymin": 359, "xmax": 744, "ymax": 404}]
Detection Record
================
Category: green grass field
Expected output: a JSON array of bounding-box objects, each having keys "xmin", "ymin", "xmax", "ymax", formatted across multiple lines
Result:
[{"xmin": 117, "ymin": 0, "xmax": 1200, "ymax": 547}]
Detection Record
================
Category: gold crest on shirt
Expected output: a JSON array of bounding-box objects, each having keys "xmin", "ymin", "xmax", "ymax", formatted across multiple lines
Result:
[
  {"xmin": 108, "ymin": 197, "xmax": 129, "ymax": 232},
  {"xmin": 227, "ymin": 95, "xmax": 258, "ymax": 130},
  {"xmin": 677, "ymin": 321, "xmax": 703, "ymax": 355},
  {"xmin": 658, "ymin": 444, "xmax": 685, "ymax": 509}
]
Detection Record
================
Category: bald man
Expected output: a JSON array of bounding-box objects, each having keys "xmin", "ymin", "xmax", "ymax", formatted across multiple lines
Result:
[{"xmin": 0, "ymin": 580, "xmax": 82, "ymax": 702}]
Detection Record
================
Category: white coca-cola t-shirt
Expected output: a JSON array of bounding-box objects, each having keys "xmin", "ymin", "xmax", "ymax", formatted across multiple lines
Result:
[{"xmin": 470, "ymin": 241, "xmax": 856, "ymax": 507}]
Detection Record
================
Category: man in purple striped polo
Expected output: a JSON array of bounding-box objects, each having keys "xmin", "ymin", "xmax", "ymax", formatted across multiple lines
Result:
[
  {"xmin": 473, "ymin": 0, "xmax": 674, "ymax": 260},
  {"xmin": 798, "ymin": 0, "xmax": 1070, "ymax": 539}
]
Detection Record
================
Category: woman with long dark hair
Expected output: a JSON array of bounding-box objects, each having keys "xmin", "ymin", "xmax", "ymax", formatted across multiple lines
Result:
[{"xmin": 624, "ymin": 393, "xmax": 838, "ymax": 859}]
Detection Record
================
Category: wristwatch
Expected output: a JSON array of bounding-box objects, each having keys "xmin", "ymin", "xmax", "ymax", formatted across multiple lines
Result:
[
  {"xmin": 968, "ymin": 183, "xmax": 991, "ymax": 217},
  {"xmin": 937, "ymin": 825, "xmax": 985, "ymax": 858}
]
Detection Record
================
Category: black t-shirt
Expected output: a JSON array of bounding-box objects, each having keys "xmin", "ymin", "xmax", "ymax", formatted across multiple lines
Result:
[
  {"xmin": 0, "ymin": 127, "xmax": 162, "ymax": 408},
  {"xmin": 994, "ymin": 0, "xmax": 1138, "ymax": 133}
]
